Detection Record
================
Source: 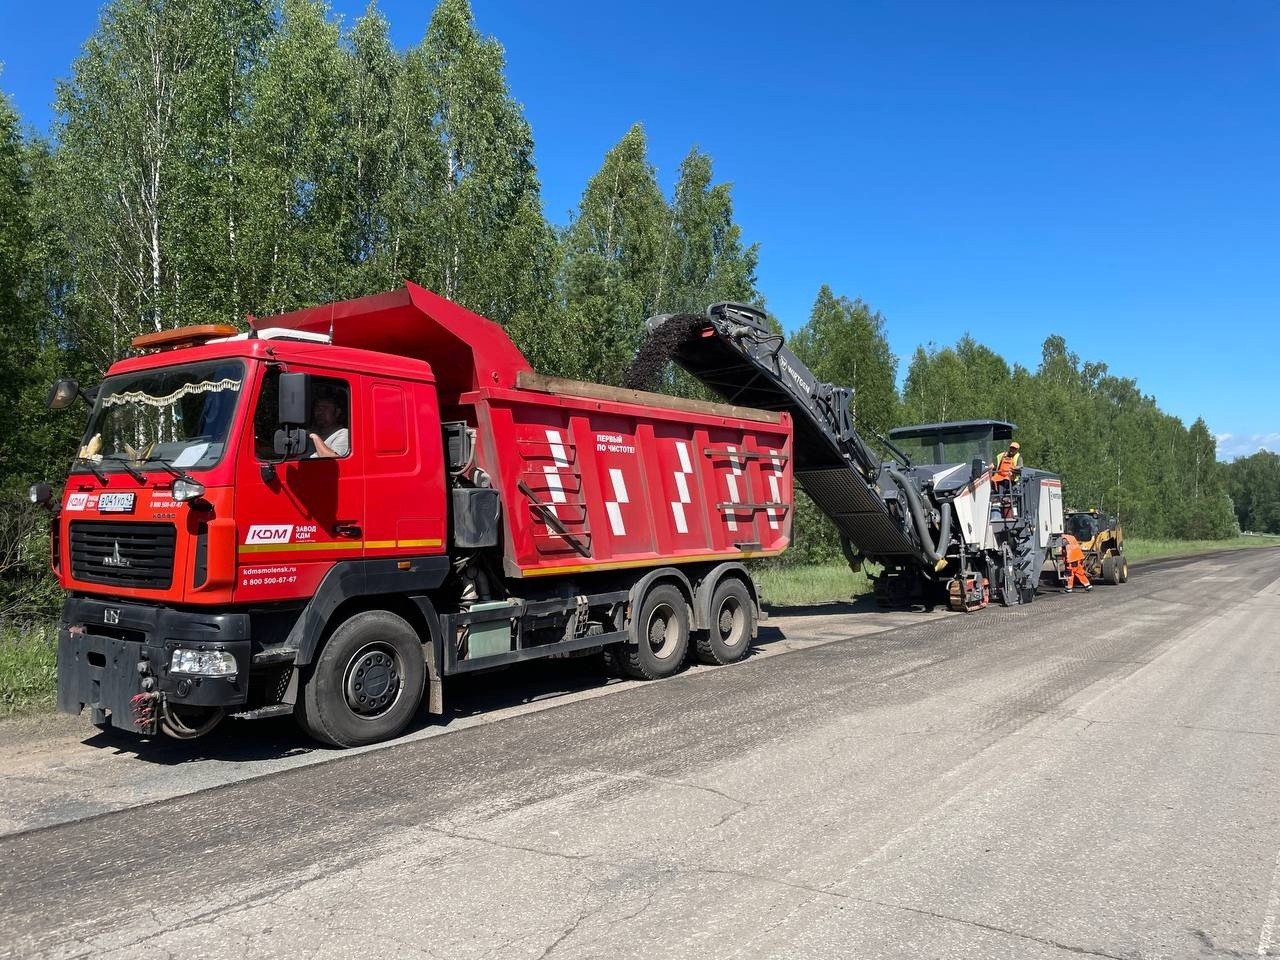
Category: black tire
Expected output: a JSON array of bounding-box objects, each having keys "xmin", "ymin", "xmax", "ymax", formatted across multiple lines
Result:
[
  {"xmin": 695, "ymin": 577, "xmax": 756, "ymax": 665},
  {"xmin": 299, "ymin": 610, "xmax": 425, "ymax": 747},
  {"xmin": 621, "ymin": 584, "xmax": 689, "ymax": 680},
  {"xmin": 1119, "ymin": 556, "xmax": 1129, "ymax": 582},
  {"xmin": 1103, "ymin": 555, "xmax": 1122, "ymax": 586}
]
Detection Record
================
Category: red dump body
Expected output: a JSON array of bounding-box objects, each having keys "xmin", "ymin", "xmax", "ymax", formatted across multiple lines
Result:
[
  {"xmin": 467, "ymin": 377, "xmax": 793, "ymax": 577},
  {"xmin": 261, "ymin": 283, "xmax": 794, "ymax": 579}
]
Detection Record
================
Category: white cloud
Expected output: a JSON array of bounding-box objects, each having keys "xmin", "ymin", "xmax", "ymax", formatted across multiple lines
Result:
[{"xmin": 1216, "ymin": 432, "xmax": 1280, "ymax": 461}]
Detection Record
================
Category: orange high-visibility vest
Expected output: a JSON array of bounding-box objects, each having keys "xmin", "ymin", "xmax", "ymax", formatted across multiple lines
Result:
[
  {"xmin": 993, "ymin": 451, "xmax": 1021, "ymax": 482},
  {"xmin": 1063, "ymin": 534, "xmax": 1085, "ymax": 565}
]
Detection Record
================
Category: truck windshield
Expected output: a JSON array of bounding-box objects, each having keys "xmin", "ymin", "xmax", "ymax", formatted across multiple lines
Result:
[{"xmin": 76, "ymin": 359, "xmax": 245, "ymax": 473}]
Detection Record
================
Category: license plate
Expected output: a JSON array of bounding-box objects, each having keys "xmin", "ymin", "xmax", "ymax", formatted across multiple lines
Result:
[{"xmin": 98, "ymin": 492, "xmax": 136, "ymax": 513}]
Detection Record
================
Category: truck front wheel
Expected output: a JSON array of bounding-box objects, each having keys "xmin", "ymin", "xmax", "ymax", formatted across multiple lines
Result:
[
  {"xmin": 621, "ymin": 584, "xmax": 689, "ymax": 680},
  {"xmin": 300, "ymin": 610, "xmax": 425, "ymax": 747}
]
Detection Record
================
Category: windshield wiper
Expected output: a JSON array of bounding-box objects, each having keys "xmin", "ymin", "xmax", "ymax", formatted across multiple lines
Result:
[
  {"xmin": 138, "ymin": 454, "xmax": 184, "ymax": 478},
  {"xmin": 74, "ymin": 456, "xmax": 107, "ymax": 483},
  {"xmin": 103, "ymin": 453, "xmax": 147, "ymax": 483}
]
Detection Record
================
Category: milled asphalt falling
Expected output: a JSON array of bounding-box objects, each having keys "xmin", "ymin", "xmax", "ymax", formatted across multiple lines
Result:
[{"xmin": 1, "ymin": 548, "xmax": 1277, "ymax": 959}]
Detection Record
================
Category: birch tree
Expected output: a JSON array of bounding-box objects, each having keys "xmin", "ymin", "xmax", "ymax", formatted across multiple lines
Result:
[
  {"xmin": 239, "ymin": 0, "xmax": 350, "ymax": 314},
  {"xmin": 655, "ymin": 148, "xmax": 759, "ymax": 315},
  {"xmin": 559, "ymin": 123, "xmax": 667, "ymax": 384},
  {"xmin": 395, "ymin": 0, "xmax": 556, "ymax": 329}
]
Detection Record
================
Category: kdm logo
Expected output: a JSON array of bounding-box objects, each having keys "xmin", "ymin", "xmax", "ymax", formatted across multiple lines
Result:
[{"xmin": 245, "ymin": 524, "xmax": 294, "ymax": 544}]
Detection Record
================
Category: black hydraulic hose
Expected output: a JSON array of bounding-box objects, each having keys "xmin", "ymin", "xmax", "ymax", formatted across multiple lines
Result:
[{"xmin": 885, "ymin": 467, "xmax": 953, "ymax": 566}]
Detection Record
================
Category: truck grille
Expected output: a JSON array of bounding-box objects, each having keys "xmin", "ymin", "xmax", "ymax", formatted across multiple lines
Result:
[{"xmin": 70, "ymin": 521, "xmax": 177, "ymax": 589}]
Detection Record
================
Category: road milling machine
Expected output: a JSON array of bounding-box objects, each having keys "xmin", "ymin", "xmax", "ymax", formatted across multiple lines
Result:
[{"xmin": 642, "ymin": 304, "xmax": 1065, "ymax": 611}]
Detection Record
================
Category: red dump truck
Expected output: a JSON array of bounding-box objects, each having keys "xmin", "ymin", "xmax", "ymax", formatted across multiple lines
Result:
[{"xmin": 42, "ymin": 284, "xmax": 793, "ymax": 746}]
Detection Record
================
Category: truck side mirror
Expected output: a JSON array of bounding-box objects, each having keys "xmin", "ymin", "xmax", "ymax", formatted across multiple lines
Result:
[
  {"xmin": 273, "ymin": 427, "xmax": 309, "ymax": 458},
  {"xmin": 277, "ymin": 372, "xmax": 311, "ymax": 426},
  {"xmin": 48, "ymin": 379, "xmax": 82, "ymax": 410}
]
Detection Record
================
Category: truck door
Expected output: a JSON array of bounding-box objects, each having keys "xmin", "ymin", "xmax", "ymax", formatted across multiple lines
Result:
[
  {"xmin": 359, "ymin": 378, "xmax": 447, "ymax": 558},
  {"xmin": 235, "ymin": 366, "xmax": 365, "ymax": 603}
]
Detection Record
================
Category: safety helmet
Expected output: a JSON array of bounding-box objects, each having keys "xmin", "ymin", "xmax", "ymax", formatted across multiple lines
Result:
[{"xmin": 1009, "ymin": 441, "xmax": 1020, "ymax": 450}]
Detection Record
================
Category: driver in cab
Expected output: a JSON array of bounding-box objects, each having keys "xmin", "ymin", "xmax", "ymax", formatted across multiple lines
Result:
[{"xmin": 309, "ymin": 394, "xmax": 350, "ymax": 458}]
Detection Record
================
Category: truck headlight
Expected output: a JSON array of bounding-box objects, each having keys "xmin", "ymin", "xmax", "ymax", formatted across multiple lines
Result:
[
  {"xmin": 172, "ymin": 477, "xmax": 206, "ymax": 502},
  {"xmin": 170, "ymin": 649, "xmax": 237, "ymax": 677}
]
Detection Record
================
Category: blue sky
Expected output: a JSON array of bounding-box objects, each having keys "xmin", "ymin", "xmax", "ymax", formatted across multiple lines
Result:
[{"xmin": 2, "ymin": 0, "xmax": 1277, "ymax": 459}]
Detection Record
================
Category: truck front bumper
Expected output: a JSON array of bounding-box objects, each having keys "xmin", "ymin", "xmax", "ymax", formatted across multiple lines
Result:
[{"xmin": 57, "ymin": 596, "xmax": 252, "ymax": 734}]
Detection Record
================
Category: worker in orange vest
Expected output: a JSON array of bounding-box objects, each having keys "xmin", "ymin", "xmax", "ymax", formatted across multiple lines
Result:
[
  {"xmin": 1061, "ymin": 533, "xmax": 1092, "ymax": 592},
  {"xmin": 991, "ymin": 440, "xmax": 1022, "ymax": 518},
  {"xmin": 991, "ymin": 441, "xmax": 1022, "ymax": 488}
]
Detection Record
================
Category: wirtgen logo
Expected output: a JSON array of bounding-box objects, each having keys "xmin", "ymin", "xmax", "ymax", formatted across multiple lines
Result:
[{"xmin": 245, "ymin": 525, "xmax": 294, "ymax": 544}]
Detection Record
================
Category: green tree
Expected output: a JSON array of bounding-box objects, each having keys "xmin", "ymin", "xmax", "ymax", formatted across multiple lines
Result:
[
  {"xmin": 168, "ymin": 0, "xmax": 273, "ymax": 324},
  {"xmin": 338, "ymin": 4, "xmax": 403, "ymax": 296},
  {"xmin": 239, "ymin": 0, "xmax": 350, "ymax": 315},
  {"xmin": 1224, "ymin": 450, "xmax": 1280, "ymax": 533},
  {"xmin": 559, "ymin": 122, "xmax": 668, "ymax": 384},
  {"xmin": 0, "ymin": 88, "xmax": 83, "ymax": 620},
  {"xmin": 0, "ymin": 89, "xmax": 43, "ymax": 483},
  {"xmin": 401, "ymin": 0, "xmax": 557, "ymax": 331},
  {"xmin": 791, "ymin": 286, "xmax": 899, "ymax": 438},
  {"xmin": 654, "ymin": 148, "xmax": 759, "ymax": 315}
]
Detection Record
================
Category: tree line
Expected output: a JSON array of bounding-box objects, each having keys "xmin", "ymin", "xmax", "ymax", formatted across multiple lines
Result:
[
  {"xmin": 1224, "ymin": 451, "xmax": 1280, "ymax": 534},
  {"xmin": 0, "ymin": 0, "xmax": 1256, "ymax": 613}
]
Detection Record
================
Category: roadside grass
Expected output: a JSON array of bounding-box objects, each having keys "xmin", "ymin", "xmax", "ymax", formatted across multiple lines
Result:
[
  {"xmin": 1123, "ymin": 535, "xmax": 1280, "ymax": 563},
  {"xmin": 0, "ymin": 623, "xmax": 57, "ymax": 717},
  {"xmin": 756, "ymin": 535, "xmax": 1280, "ymax": 609},
  {"xmin": 754, "ymin": 564, "xmax": 873, "ymax": 607}
]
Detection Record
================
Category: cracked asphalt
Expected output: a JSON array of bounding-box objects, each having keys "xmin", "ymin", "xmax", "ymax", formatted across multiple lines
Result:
[{"xmin": 1, "ymin": 547, "xmax": 1278, "ymax": 959}]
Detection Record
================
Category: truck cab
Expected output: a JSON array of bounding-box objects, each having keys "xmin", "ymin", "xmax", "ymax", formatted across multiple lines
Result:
[{"xmin": 52, "ymin": 323, "xmax": 451, "ymax": 741}]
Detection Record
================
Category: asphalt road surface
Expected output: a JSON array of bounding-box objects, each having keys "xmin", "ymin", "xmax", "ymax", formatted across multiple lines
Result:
[{"xmin": 1, "ymin": 548, "xmax": 1277, "ymax": 960}]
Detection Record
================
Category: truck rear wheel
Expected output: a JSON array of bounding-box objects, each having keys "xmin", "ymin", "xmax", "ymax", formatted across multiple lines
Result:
[
  {"xmin": 299, "ymin": 610, "xmax": 425, "ymax": 747},
  {"xmin": 622, "ymin": 584, "xmax": 689, "ymax": 680},
  {"xmin": 695, "ymin": 577, "xmax": 755, "ymax": 665}
]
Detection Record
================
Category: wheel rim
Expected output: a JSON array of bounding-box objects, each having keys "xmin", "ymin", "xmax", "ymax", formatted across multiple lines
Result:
[
  {"xmin": 646, "ymin": 603, "xmax": 680, "ymax": 660},
  {"xmin": 716, "ymin": 595, "xmax": 746, "ymax": 647},
  {"xmin": 343, "ymin": 642, "xmax": 403, "ymax": 719}
]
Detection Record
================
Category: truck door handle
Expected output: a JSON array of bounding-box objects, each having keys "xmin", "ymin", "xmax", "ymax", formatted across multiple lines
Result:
[{"xmin": 333, "ymin": 523, "xmax": 362, "ymax": 538}]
